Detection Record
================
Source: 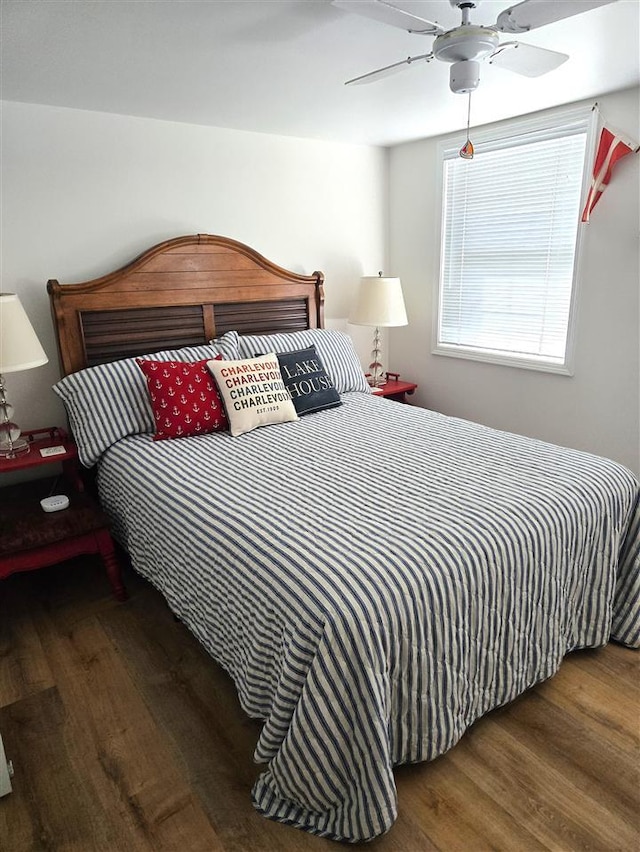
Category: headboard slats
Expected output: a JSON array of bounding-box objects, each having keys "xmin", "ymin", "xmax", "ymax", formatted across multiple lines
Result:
[
  {"xmin": 215, "ymin": 299, "xmax": 309, "ymax": 336},
  {"xmin": 81, "ymin": 305, "xmax": 206, "ymax": 367}
]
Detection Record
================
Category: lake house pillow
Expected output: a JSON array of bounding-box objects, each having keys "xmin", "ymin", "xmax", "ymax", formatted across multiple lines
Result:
[
  {"xmin": 275, "ymin": 346, "xmax": 341, "ymax": 416},
  {"xmin": 207, "ymin": 354, "xmax": 298, "ymax": 437}
]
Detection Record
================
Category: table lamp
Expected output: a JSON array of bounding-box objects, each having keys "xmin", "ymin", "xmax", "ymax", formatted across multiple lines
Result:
[
  {"xmin": 349, "ymin": 273, "xmax": 408, "ymax": 387},
  {"xmin": 0, "ymin": 293, "xmax": 49, "ymax": 457}
]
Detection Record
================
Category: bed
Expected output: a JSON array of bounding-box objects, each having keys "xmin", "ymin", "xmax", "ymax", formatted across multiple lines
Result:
[{"xmin": 48, "ymin": 234, "xmax": 640, "ymax": 843}]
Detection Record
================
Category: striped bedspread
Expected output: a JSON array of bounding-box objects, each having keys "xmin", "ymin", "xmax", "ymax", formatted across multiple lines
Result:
[{"xmin": 97, "ymin": 393, "xmax": 640, "ymax": 842}]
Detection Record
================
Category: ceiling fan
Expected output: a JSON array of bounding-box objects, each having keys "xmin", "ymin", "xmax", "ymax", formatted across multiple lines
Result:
[{"xmin": 332, "ymin": 0, "xmax": 618, "ymax": 94}]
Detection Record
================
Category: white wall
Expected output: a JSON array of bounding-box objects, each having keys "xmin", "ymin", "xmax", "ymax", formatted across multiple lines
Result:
[
  {"xmin": 389, "ymin": 87, "xmax": 640, "ymax": 475},
  {"xmin": 0, "ymin": 100, "xmax": 387, "ymax": 440}
]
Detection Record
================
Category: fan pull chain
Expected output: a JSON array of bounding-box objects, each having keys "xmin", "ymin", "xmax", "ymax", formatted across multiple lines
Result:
[{"xmin": 459, "ymin": 92, "xmax": 474, "ymax": 160}]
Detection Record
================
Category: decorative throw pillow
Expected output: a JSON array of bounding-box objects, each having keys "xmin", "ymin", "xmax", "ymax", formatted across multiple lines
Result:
[
  {"xmin": 207, "ymin": 354, "xmax": 298, "ymax": 437},
  {"xmin": 137, "ymin": 357, "xmax": 228, "ymax": 440},
  {"xmin": 275, "ymin": 346, "xmax": 341, "ymax": 416},
  {"xmin": 236, "ymin": 329, "xmax": 370, "ymax": 394}
]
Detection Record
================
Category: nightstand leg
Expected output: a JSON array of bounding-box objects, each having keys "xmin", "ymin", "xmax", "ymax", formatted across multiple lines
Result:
[{"xmin": 95, "ymin": 528, "xmax": 127, "ymax": 601}]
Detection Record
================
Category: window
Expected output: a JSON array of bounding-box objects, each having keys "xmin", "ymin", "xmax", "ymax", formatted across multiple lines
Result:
[{"xmin": 433, "ymin": 107, "xmax": 595, "ymax": 374}]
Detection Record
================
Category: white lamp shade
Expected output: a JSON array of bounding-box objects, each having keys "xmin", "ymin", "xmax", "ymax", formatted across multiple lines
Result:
[
  {"xmin": 349, "ymin": 276, "xmax": 408, "ymax": 327},
  {"xmin": 0, "ymin": 293, "xmax": 49, "ymax": 373}
]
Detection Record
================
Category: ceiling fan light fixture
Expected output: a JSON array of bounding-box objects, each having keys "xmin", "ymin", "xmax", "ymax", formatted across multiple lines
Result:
[
  {"xmin": 432, "ymin": 26, "xmax": 500, "ymax": 63},
  {"xmin": 450, "ymin": 59, "xmax": 480, "ymax": 93}
]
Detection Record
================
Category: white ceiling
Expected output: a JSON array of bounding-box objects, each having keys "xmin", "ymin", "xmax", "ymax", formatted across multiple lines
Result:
[{"xmin": 1, "ymin": 0, "xmax": 638, "ymax": 147}]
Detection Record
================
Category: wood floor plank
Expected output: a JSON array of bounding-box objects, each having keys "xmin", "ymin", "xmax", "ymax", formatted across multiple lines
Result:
[
  {"xmin": 447, "ymin": 711, "xmax": 638, "ymax": 852},
  {"xmin": 0, "ymin": 581, "xmax": 54, "ymax": 709},
  {"xmin": 498, "ymin": 690, "xmax": 639, "ymax": 828},
  {"xmin": 534, "ymin": 657, "xmax": 639, "ymax": 756},
  {"xmin": 564, "ymin": 644, "xmax": 640, "ymax": 702},
  {"xmin": 0, "ymin": 687, "xmax": 127, "ymax": 851},
  {"xmin": 586, "ymin": 640, "xmax": 640, "ymax": 682},
  {"xmin": 396, "ymin": 756, "xmax": 546, "ymax": 852}
]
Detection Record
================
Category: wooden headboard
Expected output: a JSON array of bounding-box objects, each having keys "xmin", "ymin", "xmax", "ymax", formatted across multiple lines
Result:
[{"xmin": 48, "ymin": 234, "xmax": 325, "ymax": 377}]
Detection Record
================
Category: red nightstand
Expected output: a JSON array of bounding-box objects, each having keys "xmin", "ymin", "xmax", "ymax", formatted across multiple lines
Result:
[
  {"xmin": 370, "ymin": 372, "xmax": 418, "ymax": 404},
  {"xmin": 0, "ymin": 427, "xmax": 126, "ymax": 601}
]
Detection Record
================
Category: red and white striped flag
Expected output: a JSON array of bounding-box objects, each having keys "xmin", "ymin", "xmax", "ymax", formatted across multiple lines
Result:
[{"xmin": 581, "ymin": 125, "xmax": 639, "ymax": 223}]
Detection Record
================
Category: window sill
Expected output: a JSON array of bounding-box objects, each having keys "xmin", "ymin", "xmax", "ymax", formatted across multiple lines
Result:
[{"xmin": 432, "ymin": 343, "xmax": 573, "ymax": 376}]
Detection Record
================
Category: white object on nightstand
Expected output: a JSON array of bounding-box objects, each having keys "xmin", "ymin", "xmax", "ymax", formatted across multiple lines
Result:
[
  {"xmin": 39, "ymin": 445, "xmax": 66, "ymax": 458},
  {"xmin": 0, "ymin": 733, "xmax": 13, "ymax": 797},
  {"xmin": 40, "ymin": 494, "xmax": 70, "ymax": 512}
]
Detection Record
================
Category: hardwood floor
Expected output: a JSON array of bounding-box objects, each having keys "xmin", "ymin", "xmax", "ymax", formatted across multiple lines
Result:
[{"xmin": 0, "ymin": 556, "xmax": 638, "ymax": 852}]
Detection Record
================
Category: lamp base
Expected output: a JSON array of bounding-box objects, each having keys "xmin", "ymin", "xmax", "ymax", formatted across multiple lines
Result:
[
  {"xmin": 368, "ymin": 327, "xmax": 385, "ymax": 387},
  {"xmin": 0, "ymin": 436, "xmax": 30, "ymax": 459}
]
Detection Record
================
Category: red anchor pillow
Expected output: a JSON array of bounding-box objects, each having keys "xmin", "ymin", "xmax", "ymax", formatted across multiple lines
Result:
[{"xmin": 137, "ymin": 356, "xmax": 228, "ymax": 440}]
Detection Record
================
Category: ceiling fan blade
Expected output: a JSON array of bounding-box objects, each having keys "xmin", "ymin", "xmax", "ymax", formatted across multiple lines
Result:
[
  {"xmin": 345, "ymin": 53, "xmax": 433, "ymax": 85},
  {"xmin": 489, "ymin": 41, "xmax": 569, "ymax": 77},
  {"xmin": 331, "ymin": 0, "xmax": 444, "ymax": 35},
  {"xmin": 496, "ymin": 0, "xmax": 617, "ymax": 34}
]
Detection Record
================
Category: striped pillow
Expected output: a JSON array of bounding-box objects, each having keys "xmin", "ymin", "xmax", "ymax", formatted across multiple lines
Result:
[
  {"xmin": 53, "ymin": 332, "xmax": 239, "ymax": 467},
  {"xmin": 236, "ymin": 329, "xmax": 370, "ymax": 394}
]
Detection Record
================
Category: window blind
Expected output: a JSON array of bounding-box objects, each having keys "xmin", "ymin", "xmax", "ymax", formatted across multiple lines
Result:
[{"xmin": 436, "ymin": 114, "xmax": 590, "ymax": 371}]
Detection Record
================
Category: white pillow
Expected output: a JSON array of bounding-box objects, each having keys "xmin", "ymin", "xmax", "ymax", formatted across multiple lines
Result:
[
  {"xmin": 53, "ymin": 333, "xmax": 239, "ymax": 466},
  {"xmin": 207, "ymin": 353, "xmax": 298, "ymax": 437},
  {"xmin": 235, "ymin": 329, "xmax": 370, "ymax": 394}
]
